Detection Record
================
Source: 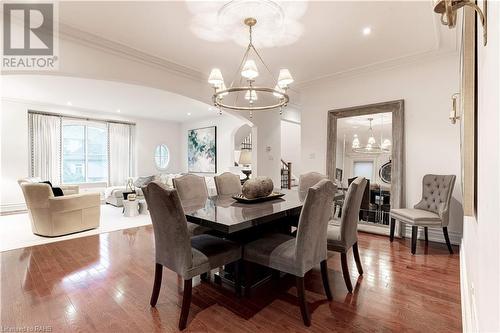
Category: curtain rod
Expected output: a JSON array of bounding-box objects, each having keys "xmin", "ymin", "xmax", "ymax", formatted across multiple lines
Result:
[{"xmin": 27, "ymin": 110, "xmax": 136, "ymax": 126}]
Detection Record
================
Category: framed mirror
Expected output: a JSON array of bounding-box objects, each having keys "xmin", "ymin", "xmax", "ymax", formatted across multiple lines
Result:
[
  {"xmin": 154, "ymin": 144, "xmax": 170, "ymax": 170},
  {"xmin": 327, "ymin": 100, "xmax": 404, "ymax": 236},
  {"xmin": 460, "ymin": 6, "xmax": 477, "ymax": 217}
]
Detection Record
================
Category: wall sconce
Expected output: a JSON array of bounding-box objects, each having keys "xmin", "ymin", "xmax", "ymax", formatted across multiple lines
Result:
[
  {"xmin": 434, "ymin": 0, "xmax": 487, "ymax": 46},
  {"xmin": 449, "ymin": 93, "xmax": 461, "ymax": 124}
]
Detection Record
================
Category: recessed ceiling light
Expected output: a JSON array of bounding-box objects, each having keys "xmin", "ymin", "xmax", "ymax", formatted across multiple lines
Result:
[
  {"xmin": 67, "ymin": 101, "xmax": 72, "ymax": 106},
  {"xmin": 116, "ymin": 109, "xmax": 121, "ymax": 113},
  {"xmin": 187, "ymin": 112, "xmax": 192, "ymax": 116},
  {"xmin": 363, "ymin": 27, "xmax": 372, "ymax": 36}
]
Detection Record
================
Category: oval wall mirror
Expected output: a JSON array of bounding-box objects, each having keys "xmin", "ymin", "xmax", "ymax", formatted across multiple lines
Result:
[
  {"xmin": 379, "ymin": 161, "xmax": 392, "ymax": 184},
  {"xmin": 154, "ymin": 144, "xmax": 170, "ymax": 170}
]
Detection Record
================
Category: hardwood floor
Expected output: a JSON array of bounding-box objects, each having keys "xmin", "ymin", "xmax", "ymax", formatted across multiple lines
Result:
[{"xmin": 1, "ymin": 226, "xmax": 461, "ymax": 332}]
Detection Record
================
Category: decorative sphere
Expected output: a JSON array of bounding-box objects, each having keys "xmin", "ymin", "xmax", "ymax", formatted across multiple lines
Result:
[{"xmin": 242, "ymin": 177, "xmax": 274, "ymax": 199}]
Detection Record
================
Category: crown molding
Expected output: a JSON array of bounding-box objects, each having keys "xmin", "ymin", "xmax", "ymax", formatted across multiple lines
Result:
[
  {"xmin": 59, "ymin": 23, "xmax": 206, "ymax": 82},
  {"xmin": 295, "ymin": 48, "xmax": 459, "ymax": 89}
]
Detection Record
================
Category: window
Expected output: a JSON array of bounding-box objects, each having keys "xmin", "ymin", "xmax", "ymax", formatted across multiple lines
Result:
[
  {"xmin": 154, "ymin": 144, "xmax": 170, "ymax": 170},
  {"xmin": 353, "ymin": 160, "xmax": 374, "ymax": 181},
  {"xmin": 62, "ymin": 122, "xmax": 108, "ymax": 184}
]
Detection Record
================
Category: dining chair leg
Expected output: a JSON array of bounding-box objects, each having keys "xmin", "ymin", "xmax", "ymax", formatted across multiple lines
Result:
[
  {"xmin": 411, "ymin": 226, "xmax": 418, "ymax": 255},
  {"xmin": 424, "ymin": 227, "xmax": 429, "ymax": 243},
  {"xmin": 443, "ymin": 227, "xmax": 454, "ymax": 254},
  {"xmin": 296, "ymin": 276, "xmax": 311, "ymax": 327},
  {"xmin": 390, "ymin": 218, "xmax": 396, "ymax": 242},
  {"xmin": 150, "ymin": 263, "xmax": 163, "ymax": 307},
  {"xmin": 340, "ymin": 252, "xmax": 353, "ymax": 293},
  {"xmin": 320, "ymin": 260, "xmax": 333, "ymax": 301},
  {"xmin": 352, "ymin": 242, "xmax": 363, "ymax": 275},
  {"xmin": 179, "ymin": 279, "xmax": 192, "ymax": 330}
]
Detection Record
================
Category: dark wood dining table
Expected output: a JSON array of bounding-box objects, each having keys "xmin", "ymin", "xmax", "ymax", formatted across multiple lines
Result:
[{"xmin": 182, "ymin": 189, "xmax": 304, "ymax": 235}]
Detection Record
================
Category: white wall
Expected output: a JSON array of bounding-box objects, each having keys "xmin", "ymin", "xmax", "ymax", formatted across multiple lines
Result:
[
  {"xmin": 180, "ymin": 113, "xmax": 251, "ymax": 176},
  {"xmin": 461, "ymin": 2, "xmax": 500, "ymax": 331},
  {"xmin": 300, "ymin": 53, "xmax": 463, "ymax": 242},
  {"xmin": 251, "ymin": 111, "xmax": 282, "ymax": 187},
  {"xmin": 0, "ymin": 99, "xmax": 181, "ymax": 212},
  {"xmin": 281, "ymin": 120, "xmax": 301, "ymax": 178}
]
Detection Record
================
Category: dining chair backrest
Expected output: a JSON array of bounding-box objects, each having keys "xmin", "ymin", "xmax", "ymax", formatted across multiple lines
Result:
[
  {"xmin": 348, "ymin": 177, "xmax": 370, "ymax": 211},
  {"xmin": 214, "ymin": 172, "xmax": 242, "ymax": 196},
  {"xmin": 340, "ymin": 177, "xmax": 367, "ymax": 248},
  {"xmin": 298, "ymin": 172, "xmax": 328, "ymax": 199},
  {"xmin": 295, "ymin": 179, "xmax": 336, "ymax": 274},
  {"xmin": 143, "ymin": 181, "xmax": 193, "ymax": 276},
  {"xmin": 173, "ymin": 174, "xmax": 209, "ymax": 202},
  {"xmin": 414, "ymin": 174, "xmax": 456, "ymax": 227}
]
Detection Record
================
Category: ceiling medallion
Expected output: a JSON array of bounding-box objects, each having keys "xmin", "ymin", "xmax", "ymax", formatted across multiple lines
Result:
[
  {"xmin": 352, "ymin": 118, "xmax": 391, "ymax": 154},
  {"xmin": 207, "ymin": 17, "xmax": 293, "ymax": 118}
]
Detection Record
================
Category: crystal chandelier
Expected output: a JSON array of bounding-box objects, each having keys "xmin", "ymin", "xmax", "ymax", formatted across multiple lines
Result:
[
  {"xmin": 352, "ymin": 118, "xmax": 391, "ymax": 154},
  {"xmin": 207, "ymin": 17, "xmax": 293, "ymax": 117}
]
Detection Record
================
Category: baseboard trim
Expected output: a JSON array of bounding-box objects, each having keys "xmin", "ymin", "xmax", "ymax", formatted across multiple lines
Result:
[
  {"xmin": 460, "ymin": 240, "xmax": 478, "ymax": 332},
  {"xmin": 403, "ymin": 226, "xmax": 462, "ymax": 245},
  {"xmin": 0, "ymin": 203, "xmax": 27, "ymax": 215}
]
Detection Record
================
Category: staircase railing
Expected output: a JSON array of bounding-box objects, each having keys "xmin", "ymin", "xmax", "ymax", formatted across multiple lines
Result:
[{"xmin": 281, "ymin": 159, "xmax": 292, "ymax": 189}]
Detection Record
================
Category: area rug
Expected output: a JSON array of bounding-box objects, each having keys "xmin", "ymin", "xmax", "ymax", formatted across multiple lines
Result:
[{"xmin": 0, "ymin": 204, "xmax": 152, "ymax": 252}]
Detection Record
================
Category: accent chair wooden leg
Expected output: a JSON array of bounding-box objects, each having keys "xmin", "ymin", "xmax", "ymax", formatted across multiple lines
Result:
[
  {"xmin": 443, "ymin": 227, "xmax": 453, "ymax": 254},
  {"xmin": 320, "ymin": 260, "xmax": 333, "ymax": 301},
  {"xmin": 179, "ymin": 279, "xmax": 192, "ymax": 330},
  {"xmin": 296, "ymin": 276, "xmax": 311, "ymax": 327},
  {"xmin": 411, "ymin": 226, "xmax": 418, "ymax": 255},
  {"xmin": 352, "ymin": 242, "xmax": 363, "ymax": 275},
  {"xmin": 340, "ymin": 252, "xmax": 353, "ymax": 293},
  {"xmin": 424, "ymin": 227, "xmax": 429, "ymax": 243},
  {"xmin": 390, "ymin": 218, "xmax": 396, "ymax": 242},
  {"xmin": 150, "ymin": 263, "xmax": 163, "ymax": 307}
]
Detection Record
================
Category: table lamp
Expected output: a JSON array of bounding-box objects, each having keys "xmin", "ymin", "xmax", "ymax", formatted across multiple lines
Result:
[{"xmin": 239, "ymin": 149, "xmax": 252, "ymax": 182}]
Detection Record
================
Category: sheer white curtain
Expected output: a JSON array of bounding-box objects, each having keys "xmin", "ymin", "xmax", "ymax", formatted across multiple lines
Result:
[
  {"xmin": 28, "ymin": 113, "xmax": 62, "ymax": 184},
  {"xmin": 108, "ymin": 123, "xmax": 135, "ymax": 186}
]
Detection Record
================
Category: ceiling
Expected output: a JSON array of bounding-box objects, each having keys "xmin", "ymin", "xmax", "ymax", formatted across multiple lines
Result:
[
  {"xmin": 57, "ymin": 1, "xmax": 457, "ymax": 86},
  {"xmin": 1, "ymin": 75, "xmax": 216, "ymax": 122}
]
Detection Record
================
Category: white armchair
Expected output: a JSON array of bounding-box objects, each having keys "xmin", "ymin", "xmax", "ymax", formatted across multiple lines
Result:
[{"xmin": 18, "ymin": 179, "xmax": 100, "ymax": 237}]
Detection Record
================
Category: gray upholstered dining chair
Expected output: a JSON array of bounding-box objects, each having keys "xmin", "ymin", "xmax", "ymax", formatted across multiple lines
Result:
[
  {"xmin": 327, "ymin": 177, "xmax": 367, "ymax": 293},
  {"xmin": 243, "ymin": 179, "xmax": 336, "ymax": 327},
  {"xmin": 143, "ymin": 181, "xmax": 242, "ymax": 330},
  {"xmin": 390, "ymin": 174, "xmax": 456, "ymax": 255},
  {"xmin": 173, "ymin": 173, "xmax": 209, "ymax": 201},
  {"xmin": 172, "ymin": 174, "xmax": 211, "ymax": 236},
  {"xmin": 298, "ymin": 172, "xmax": 328, "ymax": 200},
  {"xmin": 214, "ymin": 172, "xmax": 242, "ymax": 196}
]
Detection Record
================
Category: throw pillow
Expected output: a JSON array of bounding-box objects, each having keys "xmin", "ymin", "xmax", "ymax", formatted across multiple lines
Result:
[
  {"xmin": 134, "ymin": 176, "xmax": 154, "ymax": 188},
  {"xmin": 40, "ymin": 181, "xmax": 64, "ymax": 197}
]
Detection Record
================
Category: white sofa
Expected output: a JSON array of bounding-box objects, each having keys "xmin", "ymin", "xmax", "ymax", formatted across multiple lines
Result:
[{"xmin": 104, "ymin": 173, "xmax": 217, "ymax": 207}]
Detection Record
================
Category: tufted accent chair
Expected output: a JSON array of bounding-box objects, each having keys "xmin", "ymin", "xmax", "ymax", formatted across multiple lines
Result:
[{"xmin": 390, "ymin": 174, "xmax": 456, "ymax": 254}]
